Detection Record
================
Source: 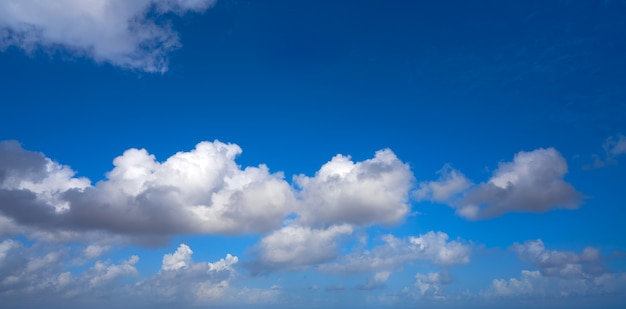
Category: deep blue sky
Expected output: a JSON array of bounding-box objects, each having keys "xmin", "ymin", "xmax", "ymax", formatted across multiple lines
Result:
[{"xmin": 1, "ymin": 1, "xmax": 625, "ymax": 308}]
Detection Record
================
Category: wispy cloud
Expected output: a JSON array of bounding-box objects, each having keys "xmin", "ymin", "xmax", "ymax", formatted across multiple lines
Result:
[{"xmin": 587, "ymin": 133, "xmax": 626, "ymax": 169}]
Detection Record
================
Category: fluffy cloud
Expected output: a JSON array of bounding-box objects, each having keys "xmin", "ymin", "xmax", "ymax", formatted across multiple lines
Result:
[
  {"xmin": 0, "ymin": 140, "xmax": 295, "ymax": 241},
  {"xmin": 321, "ymin": 231, "xmax": 471, "ymax": 274},
  {"xmin": 250, "ymin": 148, "xmax": 414, "ymax": 272},
  {"xmin": 1, "ymin": 141, "xmax": 416, "ymax": 247},
  {"xmin": 162, "ymin": 243, "xmax": 193, "ymax": 271},
  {"xmin": 415, "ymin": 148, "xmax": 583, "ymax": 220},
  {"xmin": 0, "ymin": 0, "xmax": 216, "ymax": 72},
  {"xmin": 253, "ymin": 224, "xmax": 353, "ymax": 271},
  {"xmin": 295, "ymin": 149, "xmax": 414, "ymax": 227}
]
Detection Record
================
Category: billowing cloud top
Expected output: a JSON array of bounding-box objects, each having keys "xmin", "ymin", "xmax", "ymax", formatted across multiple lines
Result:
[
  {"xmin": 0, "ymin": 0, "xmax": 217, "ymax": 72},
  {"xmin": 295, "ymin": 149, "xmax": 413, "ymax": 227}
]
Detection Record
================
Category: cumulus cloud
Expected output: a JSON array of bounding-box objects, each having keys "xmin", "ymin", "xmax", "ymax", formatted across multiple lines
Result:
[
  {"xmin": 295, "ymin": 149, "xmax": 414, "ymax": 227},
  {"xmin": 415, "ymin": 148, "xmax": 583, "ymax": 220},
  {"xmin": 0, "ymin": 140, "xmax": 296, "ymax": 241},
  {"xmin": 253, "ymin": 224, "xmax": 353, "ymax": 271},
  {"xmin": 1, "ymin": 141, "xmax": 416, "ymax": 247},
  {"xmin": 0, "ymin": 0, "xmax": 217, "ymax": 72},
  {"xmin": 321, "ymin": 231, "xmax": 471, "ymax": 274},
  {"xmin": 162, "ymin": 243, "xmax": 193, "ymax": 271}
]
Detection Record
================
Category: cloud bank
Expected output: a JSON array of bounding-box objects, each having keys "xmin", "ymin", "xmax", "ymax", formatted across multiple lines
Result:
[
  {"xmin": 0, "ymin": 140, "xmax": 414, "ymax": 245},
  {"xmin": 485, "ymin": 240, "xmax": 626, "ymax": 298},
  {"xmin": 0, "ymin": 0, "xmax": 217, "ymax": 72}
]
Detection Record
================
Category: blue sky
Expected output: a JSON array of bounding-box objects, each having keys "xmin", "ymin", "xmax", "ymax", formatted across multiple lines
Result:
[{"xmin": 1, "ymin": 0, "xmax": 626, "ymax": 308}]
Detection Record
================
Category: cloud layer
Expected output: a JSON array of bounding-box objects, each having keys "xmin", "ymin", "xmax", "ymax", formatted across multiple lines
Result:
[{"xmin": 0, "ymin": 0, "xmax": 217, "ymax": 72}]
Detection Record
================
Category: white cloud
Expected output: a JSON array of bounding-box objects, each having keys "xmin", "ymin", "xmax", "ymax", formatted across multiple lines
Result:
[
  {"xmin": 321, "ymin": 231, "xmax": 471, "ymax": 274},
  {"xmin": 295, "ymin": 149, "xmax": 413, "ymax": 227},
  {"xmin": 208, "ymin": 253, "xmax": 238, "ymax": 272},
  {"xmin": 0, "ymin": 0, "xmax": 216, "ymax": 72},
  {"xmin": 415, "ymin": 148, "xmax": 583, "ymax": 220},
  {"xmin": 1, "ymin": 141, "xmax": 418, "ymax": 246},
  {"xmin": 0, "ymin": 140, "xmax": 296, "ymax": 240},
  {"xmin": 162, "ymin": 243, "xmax": 193, "ymax": 271},
  {"xmin": 254, "ymin": 224, "xmax": 353, "ymax": 271}
]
